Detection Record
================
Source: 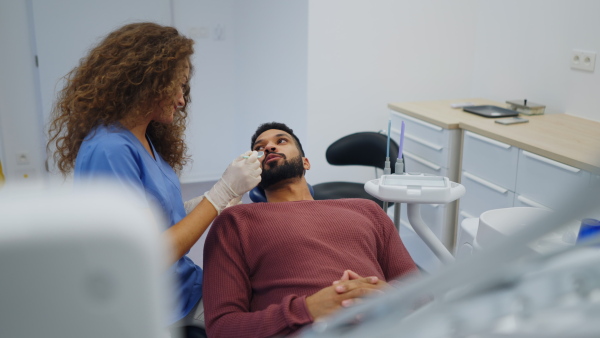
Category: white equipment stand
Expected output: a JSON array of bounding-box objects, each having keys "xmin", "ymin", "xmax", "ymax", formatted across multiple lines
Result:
[{"xmin": 365, "ymin": 173, "xmax": 465, "ymax": 264}]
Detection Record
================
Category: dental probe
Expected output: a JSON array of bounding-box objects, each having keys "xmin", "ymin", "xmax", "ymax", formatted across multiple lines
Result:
[{"xmin": 243, "ymin": 151, "xmax": 264, "ymax": 159}]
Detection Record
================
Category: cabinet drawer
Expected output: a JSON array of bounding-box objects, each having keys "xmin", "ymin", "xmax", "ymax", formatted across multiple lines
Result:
[
  {"xmin": 513, "ymin": 194, "xmax": 551, "ymax": 210},
  {"xmin": 459, "ymin": 170, "xmax": 515, "ymax": 218},
  {"xmin": 402, "ymin": 150, "xmax": 448, "ymax": 177},
  {"xmin": 462, "ymin": 131, "xmax": 519, "ymax": 191},
  {"xmin": 390, "ymin": 112, "xmax": 448, "ymax": 166},
  {"xmin": 516, "ymin": 150, "xmax": 590, "ymax": 210}
]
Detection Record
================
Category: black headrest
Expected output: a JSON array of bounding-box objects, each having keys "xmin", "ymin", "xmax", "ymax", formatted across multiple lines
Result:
[
  {"xmin": 249, "ymin": 184, "xmax": 314, "ymax": 203},
  {"xmin": 325, "ymin": 132, "xmax": 399, "ymax": 171}
]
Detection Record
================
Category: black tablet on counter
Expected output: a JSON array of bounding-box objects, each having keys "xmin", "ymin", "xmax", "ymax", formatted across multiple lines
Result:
[{"xmin": 463, "ymin": 105, "xmax": 519, "ymax": 118}]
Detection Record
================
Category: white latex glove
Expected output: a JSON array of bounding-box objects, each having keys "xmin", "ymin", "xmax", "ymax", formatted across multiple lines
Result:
[
  {"xmin": 226, "ymin": 195, "xmax": 243, "ymax": 208},
  {"xmin": 204, "ymin": 151, "xmax": 262, "ymax": 214},
  {"xmin": 184, "ymin": 195, "xmax": 204, "ymax": 214}
]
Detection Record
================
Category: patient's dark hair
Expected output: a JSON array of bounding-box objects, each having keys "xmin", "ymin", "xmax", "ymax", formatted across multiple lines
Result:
[{"xmin": 251, "ymin": 122, "xmax": 305, "ymax": 156}]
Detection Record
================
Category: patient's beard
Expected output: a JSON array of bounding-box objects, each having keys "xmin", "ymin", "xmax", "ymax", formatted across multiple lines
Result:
[{"xmin": 259, "ymin": 155, "xmax": 305, "ymax": 190}]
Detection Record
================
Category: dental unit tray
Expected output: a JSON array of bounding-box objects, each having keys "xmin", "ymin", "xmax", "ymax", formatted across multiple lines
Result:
[
  {"xmin": 365, "ymin": 173, "xmax": 466, "ymax": 264},
  {"xmin": 364, "ymin": 173, "xmax": 465, "ymax": 204}
]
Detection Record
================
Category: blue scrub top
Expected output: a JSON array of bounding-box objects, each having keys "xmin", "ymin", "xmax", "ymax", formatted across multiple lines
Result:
[{"xmin": 74, "ymin": 123, "xmax": 203, "ymax": 324}]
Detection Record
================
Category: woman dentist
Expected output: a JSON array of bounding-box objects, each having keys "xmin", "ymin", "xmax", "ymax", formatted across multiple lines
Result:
[{"xmin": 47, "ymin": 22, "xmax": 261, "ymax": 337}]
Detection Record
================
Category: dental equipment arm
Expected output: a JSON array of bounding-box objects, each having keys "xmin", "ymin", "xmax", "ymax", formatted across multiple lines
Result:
[
  {"xmin": 204, "ymin": 150, "xmax": 262, "ymax": 214},
  {"xmin": 365, "ymin": 175, "xmax": 464, "ymax": 263}
]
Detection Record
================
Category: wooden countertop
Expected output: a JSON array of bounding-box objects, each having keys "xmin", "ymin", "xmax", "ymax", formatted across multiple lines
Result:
[
  {"xmin": 388, "ymin": 99, "xmax": 600, "ymax": 174},
  {"xmin": 388, "ymin": 98, "xmax": 501, "ymax": 129}
]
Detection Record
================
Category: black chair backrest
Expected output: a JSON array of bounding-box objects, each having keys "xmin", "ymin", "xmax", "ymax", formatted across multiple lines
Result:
[
  {"xmin": 325, "ymin": 132, "xmax": 399, "ymax": 173},
  {"xmin": 249, "ymin": 183, "xmax": 314, "ymax": 203}
]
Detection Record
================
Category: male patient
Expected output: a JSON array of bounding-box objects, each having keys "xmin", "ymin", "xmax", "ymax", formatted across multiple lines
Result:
[{"xmin": 203, "ymin": 122, "xmax": 418, "ymax": 337}]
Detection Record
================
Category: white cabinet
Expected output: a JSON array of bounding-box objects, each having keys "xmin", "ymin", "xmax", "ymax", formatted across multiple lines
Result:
[
  {"xmin": 516, "ymin": 151, "xmax": 590, "ymax": 210},
  {"xmin": 462, "ymin": 131, "xmax": 519, "ymax": 191},
  {"xmin": 389, "ymin": 111, "xmax": 461, "ymax": 252},
  {"xmin": 459, "ymin": 131, "xmax": 519, "ymax": 223},
  {"xmin": 460, "ymin": 131, "xmax": 592, "ymax": 222},
  {"xmin": 388, "ymin": 100, "xmax": 600, "ymax": 265}
]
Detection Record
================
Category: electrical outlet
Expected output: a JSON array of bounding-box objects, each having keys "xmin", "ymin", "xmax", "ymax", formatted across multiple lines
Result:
[{"xmin": 571, "ymin": 49, "xmax": 596, "ymax": 72}]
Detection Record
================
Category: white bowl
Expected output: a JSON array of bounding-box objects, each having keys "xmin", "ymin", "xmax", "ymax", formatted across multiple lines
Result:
[{"xmin": 477, "ymin": 207, "xmax": 553, "ymax": 249}]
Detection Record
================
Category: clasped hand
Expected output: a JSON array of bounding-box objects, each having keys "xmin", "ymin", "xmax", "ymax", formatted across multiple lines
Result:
[{"xmin": 305, "ymin": 270, "xmax": 390, "ymax": 320}]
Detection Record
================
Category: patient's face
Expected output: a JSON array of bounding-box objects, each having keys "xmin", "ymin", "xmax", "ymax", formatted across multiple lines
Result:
[{"xmin": 253, "ymin": 129, "xmax": 309, "ymax": 189}]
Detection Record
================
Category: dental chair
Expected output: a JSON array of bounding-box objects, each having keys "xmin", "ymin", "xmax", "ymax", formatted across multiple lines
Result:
[
  {"xmin": 249, "ymin": 184, "xmax": 314, "ymax": 203},
  {"xmin": 312, "ymin": 131, "xmax": 401, "ymax": 209}
]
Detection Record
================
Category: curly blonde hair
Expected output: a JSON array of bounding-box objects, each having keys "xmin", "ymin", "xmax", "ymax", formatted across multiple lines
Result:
[{"xmin": 47, "ymin": 22, "xmax": 194, "ymax": 174}]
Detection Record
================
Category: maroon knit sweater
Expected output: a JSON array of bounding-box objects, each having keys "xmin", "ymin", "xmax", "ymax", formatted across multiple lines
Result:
[{"xmin": 203, "ymin": 198, "xmax": 417, "ymax": 338}]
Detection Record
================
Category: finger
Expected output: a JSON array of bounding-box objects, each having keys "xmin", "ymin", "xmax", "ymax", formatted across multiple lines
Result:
[
  {"xmin": 367, "ymin": 276, "xmax": 379, "ymax": 284},
  {"xmin": 345, "ymin": 270, "xmax": 363, "ymax": 280},
  {"xmin": 249, "ymin": 160, "xmax": 261, "ymax": 170},
  {"xmin": 342, "ymin": 298, "xmax": 364, "ymax": 308},
  {"xmin": 349, "ymin": 277, "xmax": 380, "ymax": 287},
  {"xmin": 334, "ymin": 284, "xmax": 347, "ymax": 293},
  {"xmin": 345, "ymin": 287, "xmax": 385, "ymax": 299},
  {"xmin": 339, "ymin": 270, "xmax": 351, "ymax": 281},
  {"xmin": 251, "ymin": 167, "xmax": 262, "ymax": 177},
  {"xmin": 341, "ymin": 299, "xmax": 354, "ymax": 308},
  {"xmin": 335, "ymin": 278, "xmax": 384, "ymax": 293}
]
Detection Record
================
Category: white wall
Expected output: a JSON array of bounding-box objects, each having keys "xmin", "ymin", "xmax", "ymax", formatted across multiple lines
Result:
[
  {"xmin": 173, "ymin": 0, "xmax": 237, "ymax": 182},
  {"xmin": 306, "ymin": 0, "xmax": 479, "ymax": 184},
  {"xmin": 0, "ymin": 0, "xmax": 307, "ymax": 185},
  {"xmin": 1, "ymin": 0, "xmax": 599, "ymax": 187},
  {"xmin": 0, "ymin": 0, "xmax": 45, "ymax": 183},
  {"xmin": 470, "ymin": 0, "xmax": 600, "ymax": 120},
  {"xmin": 177, "ymin": 0, "xmax": 308, "ymax": 182},
  {"xmin": 232, "ymin": 0, "xmax": 308, "ymax": 157}
]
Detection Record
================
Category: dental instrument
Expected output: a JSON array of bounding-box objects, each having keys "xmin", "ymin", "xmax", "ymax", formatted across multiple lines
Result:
[
  {"xmin": 382, "ymin": 120, "xmax": 392, "ymax": 211},
  {"xmin": 395, "ymin": 121, "xmax": 405, "ymax": 174},
  {"xmin": 243, "ymin": 151, "xmax": 264, "ymax": 159},
  {"xmin": 384, "ymin": 119, "xmax": 391, "ymax": 176},
  {"xmin": 392, "ymin": 121, "xmax": 406, "ymax": 228}
]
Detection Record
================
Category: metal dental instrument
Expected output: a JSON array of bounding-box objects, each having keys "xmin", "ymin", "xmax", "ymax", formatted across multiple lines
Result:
[
  {"xmin": 382, "ymin": 120, "xmax": 392, "ymax": 211},
  {"xmin": 393, "ymin": 121, "xmax": 406, "ymax": 230},
  {"xmin": 243, "ymin": 151, "xmax": 264, "ymax": 159}
]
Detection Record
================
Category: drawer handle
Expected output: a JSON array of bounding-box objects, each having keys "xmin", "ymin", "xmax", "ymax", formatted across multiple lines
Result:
[
  {"xmin": 462, "ymin": 171, "xmax": 508, "ymax": 194},
  {"xmin": 516, "ymin": 195, "xmax": 552, "ymax": 210},
  {"xmin": 466, "ymin": 131, "xmax": 511, "ymax": 149},
  {"xmin": 460, "ymin": 211, "xmax": 477, "ymax": 219},
  {"xmin": 403, "ymin": 151, "xmax": 442, "ymax": 171},
  {"xmin": 404, "ymin": 133, "xmax": 443, "ymax": 151},
  {"xmin": 392, "ymin": 112, "xmax": 443, "ymax": 131},
  {"xmin": 522, "ymin": 151, "xmax": 580, "ymax": 173}
]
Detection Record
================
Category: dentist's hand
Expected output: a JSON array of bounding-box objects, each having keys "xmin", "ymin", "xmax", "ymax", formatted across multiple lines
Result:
[{"xmin": 205, "ymin": 151, "xmax": 262, "ymax": 214}]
